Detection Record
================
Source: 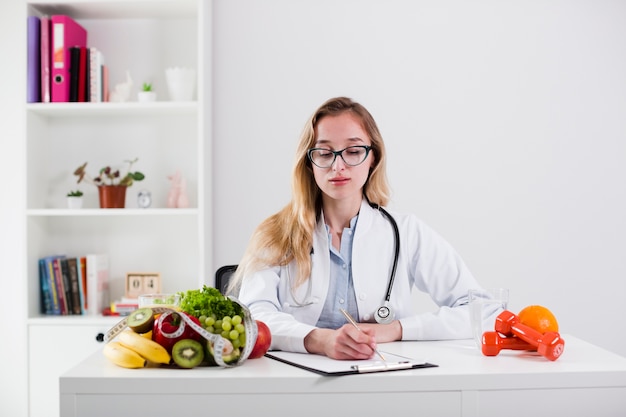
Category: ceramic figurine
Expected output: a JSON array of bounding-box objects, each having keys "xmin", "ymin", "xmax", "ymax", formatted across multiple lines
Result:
[
  {"xmin": 109, "ymin": 70, "xmax": 133, "ymax": 102},
  {"xmin": 167, "ymin": 170, "xmax": 189, "ymax": 208}
]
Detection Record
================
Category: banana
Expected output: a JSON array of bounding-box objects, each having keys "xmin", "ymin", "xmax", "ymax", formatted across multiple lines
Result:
[
  {"xmin": 103, "ymin": 341, "xmax": 146, "ymax": 369},
  {"xmin": 140, "ymin": 330, "xmax": 153, "ymax": 339},
  {"xmin": 118, "ymin": 329, "xmax": 171, "ymax": 364}
]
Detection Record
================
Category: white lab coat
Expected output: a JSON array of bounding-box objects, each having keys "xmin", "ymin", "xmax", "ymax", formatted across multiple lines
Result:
[{"xmin": 239, "ymin": 199, "xmax": 482, "ymax": 353}]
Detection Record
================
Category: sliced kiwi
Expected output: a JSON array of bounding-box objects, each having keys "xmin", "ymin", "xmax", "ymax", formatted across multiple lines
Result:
[
  {"xmin": 127, "ymin": 307, "xmax": 155, "ymax": 334},
  {"xmin": 172, "ymin": 339, "xmax": 205, "ymax": 369}
]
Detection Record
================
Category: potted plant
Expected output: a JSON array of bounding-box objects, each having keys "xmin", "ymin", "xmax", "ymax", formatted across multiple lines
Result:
[
  {"xmin": 74, "ymin": 158, "xmax": 145, "ymax": 208},
  {"xmin": 137, "ymin": 82, "xmax": 157, "ymax": 102},
  {"xmin": 66, "ymin": 190, "xmax": 84, "ymax": 209}
]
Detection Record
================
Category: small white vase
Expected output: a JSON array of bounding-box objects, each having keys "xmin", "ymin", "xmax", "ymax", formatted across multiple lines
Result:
[
  {"xmin": 67, "ymin": 197, "xmax": 83, "ymax": 209},
  {"xmin": 165, "ymin": 67, "xmax": 196, "ymax": 101},
  {"xmin": 138, "ymin": 91, "xmax": 157, "ymax": 102}
]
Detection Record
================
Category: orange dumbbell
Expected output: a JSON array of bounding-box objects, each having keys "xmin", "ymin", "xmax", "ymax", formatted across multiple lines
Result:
[
  {"xmin": 494, "ymin": 310, "xmax": 565, "ymax": 361},
  {"xmin": 481, "ymin": 331, "xmax": 535, "ymax": 356}
]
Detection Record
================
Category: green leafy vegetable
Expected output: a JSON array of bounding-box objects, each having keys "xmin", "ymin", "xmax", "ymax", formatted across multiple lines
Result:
[{"xmin": 178, "ymin": 285, "xmax": 243, "ymax": 320}]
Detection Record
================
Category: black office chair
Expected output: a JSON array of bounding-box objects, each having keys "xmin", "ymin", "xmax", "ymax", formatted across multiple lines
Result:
[{"xmin": 215, "ymin": 264, "xmax": 238, "ymax": 295}]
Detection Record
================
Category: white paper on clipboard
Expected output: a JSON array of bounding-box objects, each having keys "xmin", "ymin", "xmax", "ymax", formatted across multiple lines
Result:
[{"xmin": 265, "ymin": 350, "xmax": 437, "ymax": 376}]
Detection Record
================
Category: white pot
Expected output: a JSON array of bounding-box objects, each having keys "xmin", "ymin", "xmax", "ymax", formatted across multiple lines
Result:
[
  {"xmin": 165, "ymin": 67, "xmax": 196, "ymax": 101},
  {"xmin": 137, "ymin": 91, "xmax": 157, "ymax": 102},
  {"xmin": 67, "ymin": 196, "xmax": 83, "ymax": 209}
]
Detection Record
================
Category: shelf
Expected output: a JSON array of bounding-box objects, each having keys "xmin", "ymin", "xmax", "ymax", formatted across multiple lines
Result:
[
  {"xmin": 27, "ymin": 208, "xmax": 199, "ymax": 217},
  {"xmin": 26, "ymin": 101, "xmax": 197, "ymax": 117},
  {"xmin": 28, "ymin": 0, "xmax": 198, "ymax": 20},
  {"xmin": 28, "ymin": 314, "xmax": 123, "ymax": 326}
]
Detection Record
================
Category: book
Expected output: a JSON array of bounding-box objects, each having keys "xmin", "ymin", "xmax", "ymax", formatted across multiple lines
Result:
[
  {"xmin": 27, "ymin": 16, "xmax": 41, "ymax": 103},
  {"xmin": 78, "ymin": 46, "xmax": 88, "ymax": 102},
  {"xmin": 51, "ymin": 15, "xmax": 87, "ymax": 102},
  {"xmin": 52, "ymin": 256, "xmax": 68, "ymax": 315},
  {"xmin": 110, "ymin": 297, "xmax": 140, "ymax": 316},
  {"xmin": 68, "ymin": 46, "xmax": 80, "ymax": 102},
  {"xmin": 40, "ymin": 16, "xmax": 51, "ymax": 102},
  {"xmin": 38, "ymin": 258, "xmax": 53, "ymax": 314},
  {"xmin": 66, "ymin": 258, "xmax": 83, "ymax": 315},
  {"xmin": 86, "ymin": 253, "xmax": 110, "ymax": 315},
  {"xmin": 42, "ymin": 256, "xmax": 62, "ymax": 315},
  {"xmin": 75, "ymin": 256, "xmax": 87, "ymax": 314},
  {"xmin": 79, "ymin": 256, "xmax": 87, "ymax": 310},
  {"xmin": 60, "ymin": 258, "xmax": 74, "ymax": 314},
  {"xmin": 102, "ymin": 64, "xmax": 109, "ymax": 102},
  {"xmin": 89, "ymin": 47, "xmax": 104, "ymax": 102}
]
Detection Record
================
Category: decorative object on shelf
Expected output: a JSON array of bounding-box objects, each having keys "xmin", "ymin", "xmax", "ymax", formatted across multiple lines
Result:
[
  {"xmin": 109, "ymin": 70, "xmax": 133, "ymax": 102},
  {"xmin": 66, "ymin": 190, "xmax": 83, "ymax": 209},
  {"xmin": 74, "ymin": 158, "xmax": 145, "ymax": 208},
  {"xmin": 125, "ymin": 272, "xmax": 162, "ymax": 298},
  {"xmin": 98, "ymin": 185, "xmax": 127, "ymax": 208},
  {"xmin": 166, "ymin": 170, "xmax": 189, "ymax": 208},
  {"xmin": 137, "ymin": 189, "xmax": 152, "ymax": 208},
  {"xmin": 137, "ymin": 82, "xmax": 156, "ymax": 102},
  {"xmin": 165, "ymin": 67, "xmax": 196, "ymax": 101}
]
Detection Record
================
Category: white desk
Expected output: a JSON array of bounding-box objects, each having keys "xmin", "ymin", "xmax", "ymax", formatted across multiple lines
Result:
[{"xmin": 60, "ymin": 335, "xmax": 626, "ymax": 417}]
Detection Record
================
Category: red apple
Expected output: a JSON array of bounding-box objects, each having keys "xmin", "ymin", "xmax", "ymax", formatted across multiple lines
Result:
[
  {"xmin": 152, "ymin": 311, "xmax": 202, "ymax": 354},
  {"xmin": 248, "ymin": 320, "xmax": 271, "ymax": 359}
]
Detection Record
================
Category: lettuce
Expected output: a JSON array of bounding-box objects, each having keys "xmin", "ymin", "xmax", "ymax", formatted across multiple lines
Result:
[{"xmin": 177, "ymin": 285, "xmax": 243, "ymax": 319}]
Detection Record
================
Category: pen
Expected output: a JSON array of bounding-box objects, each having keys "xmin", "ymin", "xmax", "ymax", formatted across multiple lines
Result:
[{"xmin": 339, "ymin": 308, "xmax": 386, "ymax": 361}]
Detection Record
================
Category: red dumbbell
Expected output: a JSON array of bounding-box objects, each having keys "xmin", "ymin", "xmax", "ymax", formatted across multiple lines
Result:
[
  {"xmin": 494, "ymin": 310, "xmax": 565, "ymax": 361},
  {"xmin": 481, "ymin": 331, "xmax": 536, "ymax": 356}
]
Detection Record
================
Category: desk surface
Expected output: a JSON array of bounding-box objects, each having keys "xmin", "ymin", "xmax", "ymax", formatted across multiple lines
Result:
[{"xmin": 60, "ymin": 335, "xmax": 626, "ymax": 417}]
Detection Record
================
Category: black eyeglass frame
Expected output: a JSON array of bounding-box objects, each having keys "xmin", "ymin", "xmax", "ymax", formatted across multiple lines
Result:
[{"xmin": 307, "ymin": 145, "xmax": 373, "ymax": 168}]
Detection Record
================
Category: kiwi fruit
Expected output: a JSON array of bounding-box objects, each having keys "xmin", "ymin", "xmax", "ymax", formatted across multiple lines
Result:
[
  {"xmin": 127, "ymin": 307, "xmax": 155, "ymax": 334},
  {"xmin": 172, "ymin": 339, "xmax": 205, "ymax": 368}
]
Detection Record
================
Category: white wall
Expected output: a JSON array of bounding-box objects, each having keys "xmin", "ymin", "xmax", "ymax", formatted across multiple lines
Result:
[
  {"xmin": 212, "ymin": 0, "xmax": 626, "ymax": 357},
  {"xmin": 0, "ymin": 1, "xmax": 28, "ymax": 416}
]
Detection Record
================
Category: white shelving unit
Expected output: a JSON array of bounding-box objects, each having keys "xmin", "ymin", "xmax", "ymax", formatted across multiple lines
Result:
[{"xmin": 24, "ymin": 1, "xmax": 211, "ymax": 416}]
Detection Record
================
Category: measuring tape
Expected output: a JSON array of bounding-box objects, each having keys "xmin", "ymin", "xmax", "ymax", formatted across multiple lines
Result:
[{"xmin": 104, "ymin": 297, "xmax": 258, "ymax": 368}]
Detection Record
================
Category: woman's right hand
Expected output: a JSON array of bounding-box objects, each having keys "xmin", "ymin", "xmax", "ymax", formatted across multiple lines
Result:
[{"xmin": 304, "ymin": 325, "xmax": 378, "ymax": 360}]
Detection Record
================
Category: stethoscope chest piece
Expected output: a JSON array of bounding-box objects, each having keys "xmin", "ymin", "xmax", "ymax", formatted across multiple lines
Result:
[{"xmin": 375, "ymin": 301, "xmax": 395, "ymax": 324}]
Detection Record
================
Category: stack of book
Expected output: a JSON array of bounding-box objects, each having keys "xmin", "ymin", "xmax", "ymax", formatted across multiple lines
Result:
[
  {"xmin": 38, "ymin": 253, "xmax": 110, "ymax": 316},
  {"xmin": 27, "ymin": 14, "xmax": 108, "ymax": 103}
]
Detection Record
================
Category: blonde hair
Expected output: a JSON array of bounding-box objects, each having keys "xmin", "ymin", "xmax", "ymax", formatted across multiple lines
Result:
[{"xmin": 228, "ymin": 97, "xmax": 391, "ymax": 294}]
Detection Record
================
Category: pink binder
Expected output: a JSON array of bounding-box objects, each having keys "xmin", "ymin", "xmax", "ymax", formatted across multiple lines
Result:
[{"xmin": 51, "ymin": 15, "xmax": 87, "ymax": 102}]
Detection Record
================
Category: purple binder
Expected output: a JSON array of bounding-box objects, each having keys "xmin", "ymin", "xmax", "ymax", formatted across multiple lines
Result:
[{"xmin": 27, "ymin": 16, "xmax": 41, "ymax": 103}]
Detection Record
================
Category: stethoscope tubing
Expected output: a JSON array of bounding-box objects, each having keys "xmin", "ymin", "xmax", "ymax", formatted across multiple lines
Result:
[{"xmin": 288, "ymin": 202, "xmax": 401, "ymax": 321}]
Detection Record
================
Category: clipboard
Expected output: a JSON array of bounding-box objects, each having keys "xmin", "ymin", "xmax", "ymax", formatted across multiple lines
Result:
[{"xmin": 265, "ymin": 350, "xmax": 437, "ymax": 376}]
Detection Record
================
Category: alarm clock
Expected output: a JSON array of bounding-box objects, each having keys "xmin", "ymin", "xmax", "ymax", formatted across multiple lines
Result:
[{"xmin": 137, "ymin": 190, "xmax": 152, "ymax": 208}]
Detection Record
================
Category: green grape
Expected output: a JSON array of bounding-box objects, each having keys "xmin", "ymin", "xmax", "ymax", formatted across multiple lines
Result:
[
  {"xmin": 205, "ymin": 325, "xmax": 215, "ymax": 334},
  {"xmin": 229, "ymin": 329, "xmax": 239, "ymax": 340},
  {"xmin": 235, "ymin": 323, "xmax": 245, "ymax": 334},
  {"xmin": 204, "ymin": 316, "xmax": 215, "ymax": 327},
  {"xmin": 222, "ymin": 316, "xmax": 232, "ymax": 324},
  {"xmin": 214, "ymin": 319, "xmax": 223, "ymax": 330},
  {"xmin": 232, "ymin": 338, "xmax": 241, "ymax": 349},
  {"xmin": 221, "ymin": 330, "xmax": 230, "ymax": 339},
  {"xmin": 198, "ymin": 315, "xmax": 207, "ymax": 324},
  {"xmin": 239, "ymin": 332, "xmax": 246, "ymax": 345},
  {"xmin": 222, "ymin": 321, "xmax": 232, "ymax": 331},
  {"xmin": 231, "ymin": 315, "xmax": 242, "ymax": 326}
]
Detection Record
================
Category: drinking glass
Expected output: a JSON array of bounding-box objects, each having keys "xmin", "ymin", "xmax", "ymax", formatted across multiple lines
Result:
[{"xmin": 469, "ymin": 288, "xmax": 509, "ymax": 349}]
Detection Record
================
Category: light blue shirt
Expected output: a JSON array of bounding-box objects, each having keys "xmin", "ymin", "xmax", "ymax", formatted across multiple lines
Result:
[{"xmin": 316, "ymin": 215, "xmax": 359, "ymax": 329}]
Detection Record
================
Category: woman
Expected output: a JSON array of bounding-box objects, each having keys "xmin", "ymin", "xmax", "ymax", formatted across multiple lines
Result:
[{"xmin": 229, "ymin": 96, "xmax": 483, "ymax": 360}]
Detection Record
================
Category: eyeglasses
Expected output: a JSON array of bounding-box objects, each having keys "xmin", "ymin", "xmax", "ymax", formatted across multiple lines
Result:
[{"xmin": 307, "ymin": 145, "xmax": 372, "ymax": 168}]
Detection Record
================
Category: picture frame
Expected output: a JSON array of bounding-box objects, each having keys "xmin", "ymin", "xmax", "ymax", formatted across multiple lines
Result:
[{"xmin": 125, "ymin": 272, "xmax": 161, "ymax": 298}]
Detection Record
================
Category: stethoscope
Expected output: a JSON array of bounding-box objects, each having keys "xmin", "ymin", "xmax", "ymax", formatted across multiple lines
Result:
[
  {"xmin": 287, "ymin": 202, "xmax": 401, "ymax": 325},
  {"xmin": 368, "ymin": 202, "xmax": 400, "ymax": 324}
]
